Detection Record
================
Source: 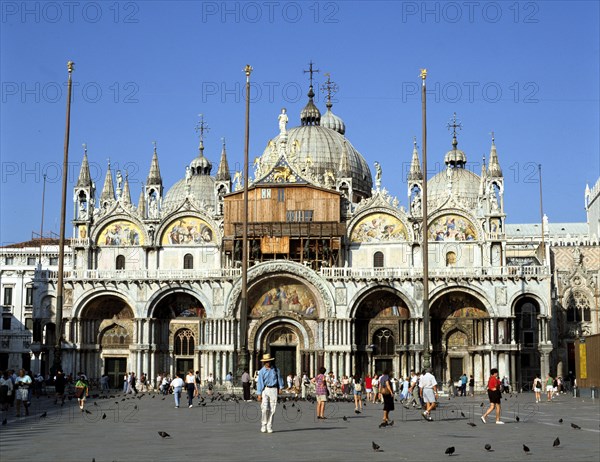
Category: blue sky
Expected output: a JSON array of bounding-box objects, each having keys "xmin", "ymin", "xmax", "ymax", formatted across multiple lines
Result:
[{"xmin": 1, "ymin": 0, "xmax": 599, "ymax": 245}]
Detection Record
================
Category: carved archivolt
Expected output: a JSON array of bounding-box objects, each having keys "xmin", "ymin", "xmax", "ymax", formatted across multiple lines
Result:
[{"xmin": 226, "ymin": 261, "xmax": 334, "ymax": 318}]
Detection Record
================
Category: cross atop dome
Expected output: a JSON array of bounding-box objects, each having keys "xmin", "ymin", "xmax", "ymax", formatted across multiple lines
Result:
[
  {"xmin": 304, "ymin": 60, "xmax": 320, "ymax": 88},
  {"xmin": 321, "ymin": 72, "xmax": 339, "ymax": 108},
  {"xmin": 195, "ymin": 113, "xmax": 210, "ymax": 151},
  {"xmin": 447, "ymin": 112, "xmax": 462, "ymax": 139}
]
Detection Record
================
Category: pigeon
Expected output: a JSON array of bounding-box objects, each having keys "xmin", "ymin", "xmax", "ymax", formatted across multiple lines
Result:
[
  {"xmin": 102, "ymin": 413, "xmax": 107, "ymax": 420},
  {"xmin": 558, "ymin": 418, "xmax": 563, "ymax": 423},
  {"xmin": 158, "ymin": 431, "xmax": 171, "ymax": 438},
  {"xmin": 291, "ymin": 402, "xmax": 295, "ymax": 407},
  {"xmin": 467, "ymin": 422, "xmax": 477, "ymax": 427},
  {"xmin": 134, "ymin": 405, "xmax": 138, "ymax": 410},
  {"xmin": 355, "ymin": 409, "xmax": 360, "ymax": 414},
  {"xmin": 378, "ymin": 421, "xmax": 388, "ymax": 428},
  {"xmin": 85, "ymin": 409, "xmax": 92, "ymax": 414},
  {"xmin": 460, "ymin": 412, "xmax": 466, "ymax": 418},
  {"xmin": 40, "ymin": 412, "xmax": 47, "ymax": 418},
  {"xmin": 283, "ymin": 404, "xmax": 286, "ymax": 410},
  {"xmin": 445, "ymin": 446, "xmax": 455, "ymax": 455},
  {"xmin": 161, "ymin": 397, "xmax": 166, "ymax": 400},
  {"xmin": 2, "ymin": 418, "xmax": 7, "ymax": 425},
  {"xmin": 523, "ymin": 444, "xmax": 530, "ymax": 454},
  {"xmin": 93, "ymin": 402, "xmax": 98, "ymax": 406},
  {"xmin": 480, "ymin": 402, "xmax": 484, "ymax": 407},
  {"xmin": 152, "ymin": 395, "xmax": 156, "ymax": 399},
  {"xmin": 484, "ymin": 444, "xmax": 492, "ymax": 451},
  {"xmin": 516, "ymin": 416, "xmax": 520, "ymax": 422},
  {"xmin": 343, "ymin": 416, "xmax": 347, "ymax": 421},
  {"xmin": 571, "ymin": 423, "xmax": 581, "ymax": 430},
  {"xmin": 372, "ymin": 441, "xmax": 382, "ymax": 452},
  {"xmin": 553, "ymin": 437, "xmax": 560, "ymax": 447}
]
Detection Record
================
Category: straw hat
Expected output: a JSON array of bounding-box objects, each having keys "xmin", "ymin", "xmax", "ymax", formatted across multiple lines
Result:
[{"xmin": 260, "ymin": 353, "xmax": 275, "ymax": 362}]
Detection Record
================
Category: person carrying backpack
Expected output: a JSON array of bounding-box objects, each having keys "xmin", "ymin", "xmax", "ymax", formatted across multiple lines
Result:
[{"xmin": 74, "ymin": 373, "xmax": 90, "ymax": 412}]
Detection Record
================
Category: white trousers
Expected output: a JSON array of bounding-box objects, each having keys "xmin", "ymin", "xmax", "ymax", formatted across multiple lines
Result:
[{"xmin": 261, "ymin": 387, "xmax": 278, "ymax": 430}]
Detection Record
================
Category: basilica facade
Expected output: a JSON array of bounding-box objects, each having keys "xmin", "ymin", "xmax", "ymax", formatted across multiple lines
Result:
[{"xmin": 15, "ymin": 76, "xmax": 596, "ymax": 391}]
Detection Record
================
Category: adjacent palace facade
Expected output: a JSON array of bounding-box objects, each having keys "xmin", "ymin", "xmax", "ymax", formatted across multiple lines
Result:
[{"xmin": 2, "ymin": 78, "xmax": 599, "ymax": 390}]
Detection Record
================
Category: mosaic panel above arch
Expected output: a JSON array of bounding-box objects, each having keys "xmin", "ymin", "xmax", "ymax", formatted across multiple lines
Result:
[
  {"xmin": 161, "ymin": 216, "xmax": 214, "ymax": 245},
  {"xmin": 432, "ymin": 292, "xmax": 488, "ymax": 319},
  {"xmin": 355, "ymin": 291, "xmax": 410, "ymax": 319},
  {"xmin": 98, "ymin": 220, "xmax": 144, "ymax": 246},
  {"xmin": 429, "ymin": 214, "xmax": 477, "ymax": 242},
  {"xmin": 350, "ymin": 213, "xmax": 408, "ymax": 243},
  {"xmin": 249, "ymin": 277, "xmax": 318, "ymax": 319}
]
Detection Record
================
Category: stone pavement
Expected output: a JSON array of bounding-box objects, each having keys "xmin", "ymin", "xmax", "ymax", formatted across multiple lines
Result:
[{"xmin": 1, "ymin": 390, "xmax": 598, "ymax": 462}]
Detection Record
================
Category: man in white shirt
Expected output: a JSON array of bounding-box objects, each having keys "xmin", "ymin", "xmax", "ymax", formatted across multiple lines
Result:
[
  {"xmin": 419, "ymin": 369, "xmax": 438, "ymax": 421},
  {"xmin": 170, "ymin": 373, "xmax": 184, "ymax": 408}
]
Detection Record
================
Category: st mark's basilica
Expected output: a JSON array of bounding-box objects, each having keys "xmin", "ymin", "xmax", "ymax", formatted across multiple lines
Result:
[{"xmin": 3, "ymin": 70, "xmax": 599, "ymax": 391}]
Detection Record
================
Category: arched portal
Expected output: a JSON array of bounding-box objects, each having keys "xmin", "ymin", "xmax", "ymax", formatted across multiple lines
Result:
[
  {"xmin": 78, "ymin": 295, "xmax": 134, "ymax": 387},
  {"xmin": 430, "ymin": 291, "xmax": 488, "ymax": 386},
  {"xmin": 151, "ymin": 292, "xmax": 206, "ymax": 376},
  {"xmin": 354, "ymin": 290, "xmax": 410, "ymax": 377},
  {"xmin": 514, "ymin": 297, "xmax": 541, "ymax": 385},
  {"xmin": 254, "ymin": 318, "xmax": 310, "ymax": 380}
]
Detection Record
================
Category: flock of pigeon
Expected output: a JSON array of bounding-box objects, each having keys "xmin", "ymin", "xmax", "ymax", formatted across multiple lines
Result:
[{"xmin": 1, "ymin": 391, "xmax": 589, "ymax": 458}]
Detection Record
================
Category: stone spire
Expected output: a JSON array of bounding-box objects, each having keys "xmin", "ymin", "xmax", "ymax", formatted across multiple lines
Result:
[
  {"xmin": 216, "ymin": 138, "xmax": 231, "ymax": 181},
  {"xmin": 479, "ymin": 155, "xmax": 487, "ymax": 196},
  {"xmin": 137, "ymin": 185, "xmax": 146, "ymax": 217},
  {"xmin": 407, "ymin": 138, "xmax": 423, "ymax": 181},
  {"xmin": 100, "ymin": 160, "xmax": 115, "ymax": 203},
  {"xmin": 487, "ymin": 133, "xmax": 503, "ymax": 177},
  {"xmin": 146, "ymin": 141, "xmax": 163, "ymax": 187},
  {"xmin": 338, "ymin": 137, "xmax": 351, "ymax": 177},
  {"xmin": 121, "ymin": 172, "xmax": 132, "ymax": 205},
  {"xmin": 76, "ymin": 145, "xmax": 92, "ymax": 187}
]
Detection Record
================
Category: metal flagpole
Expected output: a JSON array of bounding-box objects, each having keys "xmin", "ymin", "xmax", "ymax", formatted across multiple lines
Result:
[
  {"xmin": 38, "ymin": 174, "xmax": 47, "ymax": 266},
  {"xmin": 420, "ymin": 69, "xmax": 431, "ymax": 370},
  {"xmin": 238, "ymin": 64, "xmax": 253, "ymax": 378},
  {"xmin": 538, "ymin": 164, "xmax": 545, "ymax": 265},
  {"xmin": 52, "ymin": 60, "xmax": 75, "ymax": 375}
]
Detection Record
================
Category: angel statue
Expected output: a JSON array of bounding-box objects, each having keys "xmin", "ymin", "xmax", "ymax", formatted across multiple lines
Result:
[{"xmin": 374, "ymin": 162, "xmax": 382, "ymax": 190}]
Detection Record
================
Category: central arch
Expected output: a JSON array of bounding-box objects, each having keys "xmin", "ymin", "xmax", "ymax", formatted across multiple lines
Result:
[{"xmin": 251, "ymin": 316, "xmax": 313, "ymax": 382}]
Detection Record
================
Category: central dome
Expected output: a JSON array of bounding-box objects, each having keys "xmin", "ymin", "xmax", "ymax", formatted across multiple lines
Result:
[{"xmin": 259, "ymin": 124, "xmax": 373, "ymax": 197}]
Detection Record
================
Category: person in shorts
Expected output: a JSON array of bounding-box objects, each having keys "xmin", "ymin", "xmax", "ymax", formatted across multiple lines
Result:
[
  {"xmin": 352, "ymin": 375, "xmax": 363, "ymax": 413},
  {"xmin": 312, "ymin": 367, "xmax": 328, "ymax": 419},
  {"xmin": 481, "ymin": 368, "xmax": 503, "ymax": 424},
  {"xmin": 532, "ymin": 374, "xmax": 542, "ymax": 403},
  {"xmin": 74, "ymin": 373, "xmax": 89, "ymax": 412},
  {"xmin": 419, "ymin": 369, "xmax": 437, "ymax": 421}
]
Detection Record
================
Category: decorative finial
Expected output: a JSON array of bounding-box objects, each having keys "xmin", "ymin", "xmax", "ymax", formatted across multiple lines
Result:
[
  {"xmin": 244, "ymin": 64, "xmax": 253, "ymax": 81},
  {"xmin": 447, "ymin": 112, "xmax": 462, "ymax": 140},
  {"xmin": 67, "ymin": 61, "xmax": 75, "ymax": 73},
  {"xmin": 82, "ymin": 143, "xmax": 87, "ymax": 154},
  {"xmin": 413, "ymin": 136, "xmax": 417, "ymax": 148},
  {"xmin": 221, "ymin": 137, "xmax": 226, "ymax": 147},
  {"xmin": 195, "ymin": 114, "xmax": 210, "ymax": 152},
  {"xmin": 320, "ymin": 72, "xmax": 338, "ymax": 108},
  {"xmin": 152, "ymin": 140, "xmax": 157, "ymax": 153},
  {"xmin": 304, "ymin": 60, "xmax": 320, "ymax": 88},
  {"xmin": 420, "ymin": 68, "xmax": 427, "ymax": 81},
  {"xmin": 490, "ymin": 130, "xmax": 495, "ymax": 144},
  {"xmin": 107, "ymin": 157, "xmax": 111, "ymax": 168}
]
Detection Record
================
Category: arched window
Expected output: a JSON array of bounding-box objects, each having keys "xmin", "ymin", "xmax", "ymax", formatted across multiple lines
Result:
[
  {"xmin": 446, "ymin": 251, "xmax": 457, "ymax": 267},
  {"xmin": 175, "ymin": 329, "xmax": 195, "ymax": 355},
  {"xmin": 374, "ymin": 329, "xmax": 395, "ymax": 356},
  {"xmin": 116, "ymin": 255, "xmax": 125, "ymax": 270},
  {"xmin": 373, "ymin": 251, "xmax": 384, "ymax": 268},
  {"xmin": 566, "ymin": 291, "xmax": 591, "ymax": 322},
  {"xmin": 183, "ymin": 253, "xmax": 194, "ymax": 269}
]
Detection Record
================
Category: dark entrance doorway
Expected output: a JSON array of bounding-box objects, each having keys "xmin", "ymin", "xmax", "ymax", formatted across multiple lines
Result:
[
  {"xmin": 450, "ymin": 358, "xmax": 463, "ymax": 382},
  {"xmin": 176, "ymin": 359, "xmax": 194, "ymax": 378},
  {"xmin": 374, "ymin": 359, "xmax": 393, "ymax": 375},
  {"xmin": 271, "ymin": 347, "xmax": 295, "ymax": 381},
  {"xmin": 105, "ymin": 357, "xmax": 127, "ymax": 389}
]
